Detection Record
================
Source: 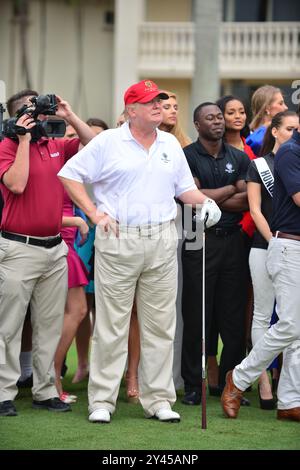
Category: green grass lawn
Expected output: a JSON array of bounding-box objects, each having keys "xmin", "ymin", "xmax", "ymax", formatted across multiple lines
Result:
[{"xmin": 1, "ymin": 345, "xmax": 299, "ymax": 451}]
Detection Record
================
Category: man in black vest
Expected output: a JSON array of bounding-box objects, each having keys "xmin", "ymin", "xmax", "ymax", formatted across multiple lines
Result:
[{"xmin": 181, "ymin": 102, "xmax": 250, "ymax": 405}]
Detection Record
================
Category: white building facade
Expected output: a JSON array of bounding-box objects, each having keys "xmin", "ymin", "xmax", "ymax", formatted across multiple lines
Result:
[{"xmin": 0, "ymin": 0, "xmax": 299, "ymax": 131}]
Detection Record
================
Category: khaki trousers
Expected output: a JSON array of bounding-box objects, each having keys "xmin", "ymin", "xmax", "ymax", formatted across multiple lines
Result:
[
  {"xmin": 0, "ymin": 236, "xmax": 68, "ymax": 402},
  {"xmin": 88, "ymin": 221, "xmax": 178, "ymax": 416}
]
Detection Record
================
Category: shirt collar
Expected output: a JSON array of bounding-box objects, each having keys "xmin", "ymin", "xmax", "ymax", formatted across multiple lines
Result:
[
  {"xmin": 31, "ymin": 136, "xmax": 49, "ymax": 145},
  {"xmin": 120, "ymin": 121, "xmax": 167, "ymax": 143},
  {"xmin": 292, "ymin": 129, "xmax": 300, "ymax": 145},
  {"xmin": 195, "ymin": 138, "xmax": 226, "ymax": 159}
]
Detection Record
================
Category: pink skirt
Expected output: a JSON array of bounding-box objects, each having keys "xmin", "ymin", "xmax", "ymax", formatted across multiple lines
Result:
[
  {"xmin": 67, "ymin": 245, "xmax": 89, "ymax": 288},
  {"xmin": 62, "ymin": 226, "xmax": 88, "ymax": 288}
]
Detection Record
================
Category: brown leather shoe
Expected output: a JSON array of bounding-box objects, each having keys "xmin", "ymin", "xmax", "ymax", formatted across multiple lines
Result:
[
  {"xmin": 277, "ymin": 407, "xmax": 300, "ymax": 422},
  {"xmin": 221, "ymin": 370, "xmax": 243, "ymax": 419}
]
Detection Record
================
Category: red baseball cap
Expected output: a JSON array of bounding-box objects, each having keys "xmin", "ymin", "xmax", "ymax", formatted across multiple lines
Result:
[{"xmin": 124, "ymin": 80, "xmax": 169, "ymax": 105}]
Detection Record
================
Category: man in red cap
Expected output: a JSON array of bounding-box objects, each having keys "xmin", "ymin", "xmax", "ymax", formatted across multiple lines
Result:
[
  {"xmin": 124, "ymin": 79, "xmax": 169, "ymax": 105},
  {"xmin": 58, "ymin": 79, "xmax": 221, "ymax": 424}
]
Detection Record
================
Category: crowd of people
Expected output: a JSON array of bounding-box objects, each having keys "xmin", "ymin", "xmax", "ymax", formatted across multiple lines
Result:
[{"xmin": 0, "ymin": 79, "xmax": 299, "ymax": 424}]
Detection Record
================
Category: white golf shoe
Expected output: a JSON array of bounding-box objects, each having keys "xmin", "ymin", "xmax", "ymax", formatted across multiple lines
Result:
[
  {"xmin": 153, "ymin": 408, "xmax": 181, "ymax": 423},
  {"xmin": 89, "ymin": 408, "xmax": 111, "ymax": 423}
]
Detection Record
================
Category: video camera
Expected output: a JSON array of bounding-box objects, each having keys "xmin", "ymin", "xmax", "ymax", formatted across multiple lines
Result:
[{"xmin": 1, "ymin": 94, "xmax": 66, "ymax": 141}]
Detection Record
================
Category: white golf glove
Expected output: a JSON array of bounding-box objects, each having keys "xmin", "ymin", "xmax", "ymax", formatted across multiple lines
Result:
[{"xmin": 197, "ymin": 197, "xmax": 221, "ymax": 228}]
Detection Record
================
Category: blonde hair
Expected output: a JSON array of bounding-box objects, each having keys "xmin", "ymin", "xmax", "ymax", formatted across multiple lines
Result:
[
  {"xmin": 159, "ymin": 90, "xmax": 192, "ymax": 148},
  {"xmin": 250, "ymin": 85, "xmax": 281, "ymax": 131}
]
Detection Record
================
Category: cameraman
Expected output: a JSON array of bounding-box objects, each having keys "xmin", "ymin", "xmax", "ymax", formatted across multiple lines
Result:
[{"xmin": 0, "ymin": 89, "xmax": 94, "ymax": 417}]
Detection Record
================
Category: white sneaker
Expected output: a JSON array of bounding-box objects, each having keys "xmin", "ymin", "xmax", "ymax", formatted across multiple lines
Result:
[
  {"xmin": 154, "ymin": 408, "xmax": 180, "ymax": 422},
  {"xmin": 89, "ymin": 408, "xmax": 110, "ymax": 423}
]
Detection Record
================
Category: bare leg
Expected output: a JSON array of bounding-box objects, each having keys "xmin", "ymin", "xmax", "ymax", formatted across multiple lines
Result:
[
  {"xmin": 258, "ymin": 370, "xmax": 273, "ymax": 399},
  {"xmin": 72, "ymin": 293, "xmax": 95, "ymax": 383},
  {"xmin": 54, "ymin": 286, "xmax": 87, "ymax": 397},
  {"xmin": 125, "ymin": 301, "xmax": 140, "ymax": 403}
]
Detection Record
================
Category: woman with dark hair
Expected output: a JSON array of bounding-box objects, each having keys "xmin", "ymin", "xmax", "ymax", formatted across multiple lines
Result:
[
  {"xmin": 216, "ymin": 95, "xmax": 254, "ymax": 156},
  {"xmin": 246, "ymin": 110, "xmax": 299, "ymax": 408},
  {"xmin": 216, "ymin": 95, "xmax": 256, "ymax": 249},
  {"xmin": 85, "ymin": 118, "xmax": 108, "ymax": 134}
]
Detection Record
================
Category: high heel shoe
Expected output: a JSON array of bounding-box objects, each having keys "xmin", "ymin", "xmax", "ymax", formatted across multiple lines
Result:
[
  {"xmin": 258, "ymin": 384, "xmax": 276, "ymax": 410},
  {"xmin": 125, "ymin": 373, "xmax": 139, "ymax": 404}
]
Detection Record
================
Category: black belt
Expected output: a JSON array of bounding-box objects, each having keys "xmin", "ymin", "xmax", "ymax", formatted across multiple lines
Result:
[
  {"xmin": 1, "ymin": 231, "xmax": 62, "ymax": 248},
  {"xmin": 207, "ymin": 226, "xmax": 241, "ymax": 237}
]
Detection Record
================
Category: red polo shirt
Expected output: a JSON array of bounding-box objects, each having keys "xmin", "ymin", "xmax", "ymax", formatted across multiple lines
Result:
[{"xmin": 0, "ymin": 137, "xmax": 79, "ymax": 236}]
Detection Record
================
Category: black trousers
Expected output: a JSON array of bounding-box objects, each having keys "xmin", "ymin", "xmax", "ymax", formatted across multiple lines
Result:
[{"xmin": 181, "ymin": 229, "xmax": 248, "ymax": 392}]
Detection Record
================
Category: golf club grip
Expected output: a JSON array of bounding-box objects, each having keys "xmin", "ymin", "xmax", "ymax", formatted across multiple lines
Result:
[{"xmin": 202, "ymin": 375, "xmax": 207, "ymax": 429}]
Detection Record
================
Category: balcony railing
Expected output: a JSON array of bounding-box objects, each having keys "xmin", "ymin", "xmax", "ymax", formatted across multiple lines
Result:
[
  {"xmin": 138, "ymin": 22, "xmax": 300, "ymax": 79},
  {"xmin": 139, "ymin": 22, "xmax": 195, "ymax": 78}
]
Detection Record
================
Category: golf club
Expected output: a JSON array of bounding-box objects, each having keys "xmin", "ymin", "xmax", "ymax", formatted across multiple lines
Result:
[{"xmin": 202, "ymin": 215, "xmax": 208, "ymax": 430}]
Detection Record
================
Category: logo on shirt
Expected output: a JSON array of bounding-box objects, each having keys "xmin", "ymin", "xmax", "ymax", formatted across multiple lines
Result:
[
  {"xmin": 50, "ymin": 152, "xmax": 60, "ymax": 158},
  {"xmin": 161, "ymin": 153, "xmax": 170, "ymax": 163},
  {"xmin": 225, "ymin": 162, "xmax": 235, "ymax": 174}
]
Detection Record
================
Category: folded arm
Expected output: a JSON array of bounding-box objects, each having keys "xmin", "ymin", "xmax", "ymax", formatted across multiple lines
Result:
[
  {"xmin": 219, "ymin": 180, "xmax": 249, "ymax": 212},
  {"xmin": 193, "ymin": 176, "xmax": 236, "ymax": 205}
]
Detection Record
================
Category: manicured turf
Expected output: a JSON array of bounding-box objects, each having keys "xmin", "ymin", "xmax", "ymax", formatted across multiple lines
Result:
[{"xmin": 1, "ymin": 345, "xmax": 299, "ymax": 450}]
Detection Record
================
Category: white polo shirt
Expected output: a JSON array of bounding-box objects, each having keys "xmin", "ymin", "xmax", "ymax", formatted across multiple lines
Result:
[{"xmin": 58, "ymin": 122, "xmax": 196, "ymax": 225}]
